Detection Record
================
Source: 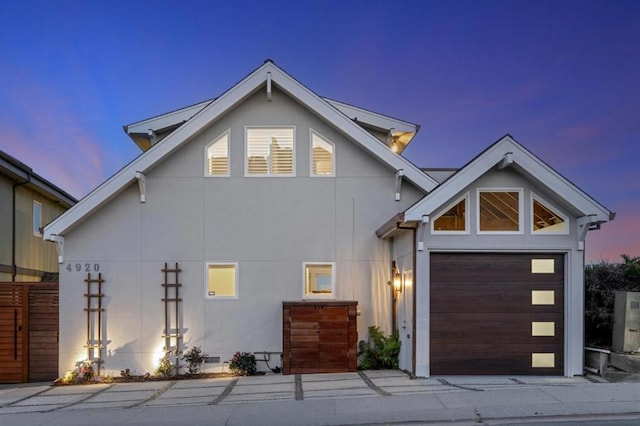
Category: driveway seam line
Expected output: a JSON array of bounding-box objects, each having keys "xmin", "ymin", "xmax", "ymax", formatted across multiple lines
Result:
[
  {"xmin": 1, "ymin": 386, "xmax": 53, "ymax": 408},
  {"xmin": 358, "ymin": 371, "xmax": 391, "ymax": 396},
  {"xmin": 437, "ymin": 378, "xmax": 483, "ymax": 392},
  {"xmin": 210, "ymin": 378, "xmax": 238, "ymax": 405},
  {"xmin": 44, "ymin": 384, "xmax": 116, "ymax": 412},
  {"xmin": 128, "ymin": 380, "xmax": 177, "ymax": 408},
  {"xmin": 294, "ymin": 374, "xmax": 304, "ymax": 400}
]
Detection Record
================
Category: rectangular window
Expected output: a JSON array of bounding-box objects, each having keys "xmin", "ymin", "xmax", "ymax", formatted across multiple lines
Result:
[
  {"xmin": 206, "ymin": 263, "xmax": 238, "ymax": 299},
  {"xmin": 531, "ymin": 322, "xmax": 555, "ymax": 336},
  {"xmin": 206, "ymin": 131, "xmax": 229, "ymax": 176},
  {"xmin": 311, "ymin": 130, "xmax": 334, "ymax": 176},
  {"xmin": 531, "ymin": 353, "xmax": 555, "ymax": 368},
  {"xmin": 478, "ymin": 189, "xmax": 522, "ymax": 233},
  {"xmin": 531, "ymin": 290, "xmax": 555, "ymax": 305},
  {"xmin": 33, "ymin": 201, "xmax": 42, "ymax": 236},
  {"xmin": 246, "ymin": 127, "xmax": 294, "ymax": 176},
  {"xmin": 531, "ymin": 259, "xmax": 555, "ymax": 274},
  {"xmin": 303, "ymin": 263, "xmax": 335, "ymax": 298}
]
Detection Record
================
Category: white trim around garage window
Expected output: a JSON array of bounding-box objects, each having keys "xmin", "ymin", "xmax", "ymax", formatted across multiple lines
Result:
[
  {"xmin": 431, "ymin": 192, "xmax": 469, "ymax": 234},
  {"xmin": 310, "ymin": 129, "xmax": 335, "ymax": 177},
  {"xmin": 205, "ymin": 262, "xmax": 238, "ymax": 299},
  {"xmin": 303, "ymin": 262, "xmax": 336, "ymax": 299},
  {"xmin": 245, "ymin": 126, "xmax": 295, "ymax": 177},
  {"xmin": 33, "ymin": 201, "xmax": 42, "ymax": 237},
  {"xmin": 205, "ymin": 129, "xmax": 230, "ymax": 177},
  {"xmin": 531, "ymin": 192, "xmax": 569, "ymax": 235},
  {"xmin": 476, "ymin": 187, "xmax": 524, "ymax": 235}
]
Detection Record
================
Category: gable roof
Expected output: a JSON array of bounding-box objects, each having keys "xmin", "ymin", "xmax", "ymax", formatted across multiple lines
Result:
[
  {"xmin": 44, "ymin": 60, "xmax": 438, "ymax": 239},
  {"xmin": 403, "ymin": 134, "xmax": 613, "ymax": 224}
]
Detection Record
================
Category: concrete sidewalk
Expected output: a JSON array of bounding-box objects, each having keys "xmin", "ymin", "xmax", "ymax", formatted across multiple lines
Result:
[{"xmin": 0, "ymin": 371, "xmax": 638, "ymax": 425}]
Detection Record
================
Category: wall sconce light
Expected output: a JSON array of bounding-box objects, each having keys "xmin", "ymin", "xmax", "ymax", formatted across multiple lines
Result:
[{"xmin": 389, "ymin": 261, "xmax": 402, "ymax": 297}]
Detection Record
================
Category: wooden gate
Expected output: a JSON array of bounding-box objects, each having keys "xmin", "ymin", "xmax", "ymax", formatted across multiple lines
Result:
[{"xmin": 0, "ymin": 282, "xmax": 59, "ymax": 383}]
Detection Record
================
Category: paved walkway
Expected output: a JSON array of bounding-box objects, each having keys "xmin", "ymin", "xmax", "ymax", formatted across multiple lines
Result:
[{"xmin": 0, "ymin": 371, "xmax": 639, "ymax": 425}]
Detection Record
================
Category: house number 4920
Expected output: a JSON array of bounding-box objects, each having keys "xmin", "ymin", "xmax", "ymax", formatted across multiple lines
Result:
[{"xmin": 66, "ymin": 263, "xmax": 100, "ymax": 272}]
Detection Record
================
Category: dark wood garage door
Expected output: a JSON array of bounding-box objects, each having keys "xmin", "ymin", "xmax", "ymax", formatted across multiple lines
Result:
[{"xmin": 430, "ymin": 253, "xmax": 564, "ymax": 375}]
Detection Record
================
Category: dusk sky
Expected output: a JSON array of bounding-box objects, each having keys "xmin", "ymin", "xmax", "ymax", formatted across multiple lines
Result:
[{"xmin": 1, "ymin": 1, "xmax": 638, "ymax": 263}]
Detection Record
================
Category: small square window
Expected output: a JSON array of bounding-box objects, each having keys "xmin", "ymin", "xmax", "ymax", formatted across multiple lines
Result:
[
  {"xmin": 432, "ymin": 194, "xmax": 468, "ymax": 233},
  {"xmin": 531, "ymin": 259, "xmax": 555, "ymax": 274},
  {"xmin": 246, "ymin": 127, "xmax": 294, "ymax": 176},
  {"xmin": 33, "ymin": 201, "xmax": 42, "ymax": 236},
  {"xmin": 531, "ymin": 194, "xmax": 568, "ymax": 234},
  {"xmin": 304, "ymin": 263, "xmax": 335, "ymax": 298},
  {"xmin": 206, "ymin": 263, "xmax": 238, "ymax": 298}
]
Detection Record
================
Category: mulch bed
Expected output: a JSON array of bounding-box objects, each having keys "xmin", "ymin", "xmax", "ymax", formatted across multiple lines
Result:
[{"xmin": 53, "ymin": 371, "xmax": 265, "ymax": 386}]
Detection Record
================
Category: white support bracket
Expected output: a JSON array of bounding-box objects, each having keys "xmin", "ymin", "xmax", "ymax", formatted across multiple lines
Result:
[
  {"xmin": 395, "ymin": 169, "xmax": 405, "ymax": 201},
  {"xmin": 267, "ymin": 72, "xmax": 272, "ymax": 102},
  {"xmin": 147, "ymin": 129, "xmax": 157, "ymax": 146},
  {"xmin": 51, "ymin": 235, "xmax": 64, "ymax": 264},
  {"xmin": 136, "ymin": 171, "xmax": 146, "ymax": 203},
  {"xmin": 498, "ymin": 152, "xmax": 514, "ymax": 170},
  {"xmin": 577, "ymin": 214, "xmax": 599, "ymax": 251},
  {"xmin": 417, "ymin": 215, "xmax": 429, "ymax": 251}
]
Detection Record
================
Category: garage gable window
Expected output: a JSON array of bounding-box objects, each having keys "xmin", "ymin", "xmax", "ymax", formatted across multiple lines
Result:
[
  {"xmin": 303, "ymin": 263, "xmax": 335, "ymax": 298},
  {"xmin": 205, "ymin": 130, "xmax": 230, "ymax": 176},
  {"xmin": 531, "ymin": 193, "xmax": 568, "ymax": 234},
  {"xmin": 246, "ymin": 127, "xmax": 294, "ymax": 176},
  {"xmin": 432, "ymin": 193, "xmax": 468, "ymax": 234},
  {"xmin": 206, "ymin": 263, "xmax": 238, "ymax": 299},
  {"xmin": 477, "ymin": 188, "xmax": 523, "ymax": 234}
]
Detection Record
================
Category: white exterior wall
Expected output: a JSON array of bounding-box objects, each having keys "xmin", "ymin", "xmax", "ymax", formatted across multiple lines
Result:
[
  {"xmin": 391, "ymin": 230, "xmax": 415, "ymax": 373},
  {"xmin": 58, "ymin": 86, "xmax": 425, "ymax": 376},
  {"xmin": 413, "ymin": 168, "xmax": 586, "ymax": 377}
]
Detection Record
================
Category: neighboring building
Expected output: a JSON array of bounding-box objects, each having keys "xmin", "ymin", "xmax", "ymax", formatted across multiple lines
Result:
[
  {"xmin": 0, "ymin": 150, "xmax": 76, "ymax": 282},
  {"xmin": 44, "ymin": 61, "xmax": 613, "ymax": 378}
]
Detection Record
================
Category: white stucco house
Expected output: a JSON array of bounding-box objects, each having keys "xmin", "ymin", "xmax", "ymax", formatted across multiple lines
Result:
[{"xmin": 44, "ymin": 60, "xmax": 613, "ymax": 378}]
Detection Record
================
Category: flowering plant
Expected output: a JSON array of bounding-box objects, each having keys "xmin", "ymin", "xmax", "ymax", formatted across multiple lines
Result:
[
  {"xmin": 228, "ymin": 351, "xmax": 257, "ymax": 376},
  {"xmin": 60, "ymin": 360, "xmax": 95, "ymax": 384}
]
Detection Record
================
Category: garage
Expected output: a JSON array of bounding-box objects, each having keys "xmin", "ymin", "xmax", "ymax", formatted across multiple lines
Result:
[{"xmin": 430, "ymin": 253, "xmax": 564, "ymax": 375}]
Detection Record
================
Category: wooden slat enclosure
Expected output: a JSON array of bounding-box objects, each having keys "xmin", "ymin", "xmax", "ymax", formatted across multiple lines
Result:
[
  {"xmin": 282, "ymin": 301, "xmax": 358, "ymax": 375},
  {"xmin": 0, "ymin": 282, "xmax": 59, "ymax": 383},
  {"xmin": 430, "ymin": 253, "xmax": 564, "ymax": 375}
]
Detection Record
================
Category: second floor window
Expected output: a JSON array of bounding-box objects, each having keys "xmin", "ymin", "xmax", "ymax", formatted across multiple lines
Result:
[{"xmin": 246, "ymin": 127, "xmax": 294, "ymax": 176}]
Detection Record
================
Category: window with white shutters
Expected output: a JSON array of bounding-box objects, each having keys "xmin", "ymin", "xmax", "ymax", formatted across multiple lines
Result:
[
  {"xmin": 206, "ymin": 131, "xmax": 229, "ymax": 176},
  {"xmin": 246, "ymin": 127, "xmax": 294, "ymax": 176},
  {"xmin": 311, "ymin": 130, "xmax": 334, "ymax": 176}
]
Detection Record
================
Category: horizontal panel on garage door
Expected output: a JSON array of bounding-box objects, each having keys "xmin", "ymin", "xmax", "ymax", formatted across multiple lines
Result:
[{"xmin": 430, "ymin": 253, "xmax": 564, "ymax": 375}]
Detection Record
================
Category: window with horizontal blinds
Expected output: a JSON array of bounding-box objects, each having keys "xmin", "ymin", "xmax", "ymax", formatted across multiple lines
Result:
[
  {"xmin": 246, "ymin": 127, "xmax": 294, "ymax": 175},
  {"xmin": 311, "ymin": 131, "xmax": 334, "ymax": 176},
  {"xmin": 206, "ymin": 131, "xmax": 229, "ymax": 176}
]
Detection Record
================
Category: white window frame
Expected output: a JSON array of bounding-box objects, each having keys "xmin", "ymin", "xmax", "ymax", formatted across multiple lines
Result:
[
  {"xmin": 205, "ymin": 262, "xmax": 239, "ymax": 300},
  {"xmin": 33, "ymin": 201, "xmax": 42, "ymax": 237},
  {"xmin": 531, "ymin": 192, "xmax": 570, "ymax": 235},
  {"xmin": 244, "ymin": 126, "xmax": 295, "ymax": 177},
  {"xmin": 302, "ymin": 262, "xmax": 336, "ymax": 299},
  {"xmin": 309, "ymin": 129, "xmax": 335, "ymax": 177},
  {"xmin": 431, "ymin": 192, "xmax": 469, "ymax": 235},
  {"xmin": 476, "ymin": 187, "xmax": 524, "ymax": 234},
  {"xmin": 204, "ymin": 129, "xmax": 230, "ymax": 177}
]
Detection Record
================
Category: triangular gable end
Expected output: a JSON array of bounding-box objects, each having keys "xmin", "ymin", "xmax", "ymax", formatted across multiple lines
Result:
[
  {"xmin": 403, "ymin": 135, "xmax": 613, "ymax": 226},
  {"xmin": 44, "ymin": 60, "xmax": 438, "ymax": 241}
]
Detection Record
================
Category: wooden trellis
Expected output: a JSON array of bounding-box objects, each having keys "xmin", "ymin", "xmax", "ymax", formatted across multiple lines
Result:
[
  {"xmin": 161, "ymin": 263, "xmax": 183, "ymax": 371},
  {"xmin": 84, "ymin": 273, "xmax": 104, "ymax": 372}
]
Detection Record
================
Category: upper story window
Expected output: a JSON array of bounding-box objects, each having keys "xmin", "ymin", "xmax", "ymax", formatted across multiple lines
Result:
[
  {"xmin": 246, "ymin": 127, "xmax": 294, "ymax": 176},
  {"xmin": 310, "ymin": 130, "xmax": 334, "ymax": 176},
  {"xmin": 477, "ymin": 188, "xmax": 523, "ymax": 233},
  {"xmin": 432, "ymin": 193, "xmax": 468, "ymax": 233},
  {"xmin": 33, "ymin": 201, "xmax": 42, "ymax": 236},
  {"xmin": 303, "ymin": 262, "xmax": 335, "ymax": 298},
  {"xmin": 206, "ymin": 130, "xmax": 230, "ymax": 176},
  {"xmin": 531, "ymin": 193, "xmax": 568, "ymax": 234}
]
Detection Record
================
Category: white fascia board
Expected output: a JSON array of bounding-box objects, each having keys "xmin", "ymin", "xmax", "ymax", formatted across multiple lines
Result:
[
  {"xmin": 323, "ymin": 98, "xmax": 418, "ymax": 134},
  {"xmin": 44, "ymin": 61, "xmax": 437, "ymax": 240},
  {"xmin": 404, "ymin": 135, "xmax": 611, "ymax": 223},
  {"xmin": 124, "ymin": 99, "xmax": 213, "ymax": 134}
]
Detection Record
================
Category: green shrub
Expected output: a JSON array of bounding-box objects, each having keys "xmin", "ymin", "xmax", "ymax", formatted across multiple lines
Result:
[
  {"xmin": 183, "ymin": 346, "xmax": 206, "ymax": 374},
  {"xmin": 585, "ymin": 255, "xmax": 640, "ymax": 347},
  {"xmin": 358, "ymin": 326, "xmax": 401, "ymax": 370},
  {"xmin": 229, "ymin": 351, "xmax": 257, "ymax": 376},
  {"xmin": 155, "ymin": 353, "xmax": 174, "ymax": 377}
]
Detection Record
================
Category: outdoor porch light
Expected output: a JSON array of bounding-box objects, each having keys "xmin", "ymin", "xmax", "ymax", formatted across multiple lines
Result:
[{"xmin": 390, "ymin": 261, "xmax": 402, "ymax": 294}]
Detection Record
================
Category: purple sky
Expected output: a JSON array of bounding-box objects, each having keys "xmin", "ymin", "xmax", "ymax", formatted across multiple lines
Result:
[{"xmin": 1, "ymin": 1, "xmax": 638, "ymax": 263}]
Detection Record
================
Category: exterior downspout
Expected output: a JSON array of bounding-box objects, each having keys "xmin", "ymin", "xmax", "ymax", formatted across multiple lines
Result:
[{"xmin": 12, "ymin": 175, "xmax": 31, "ymax": 282}]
